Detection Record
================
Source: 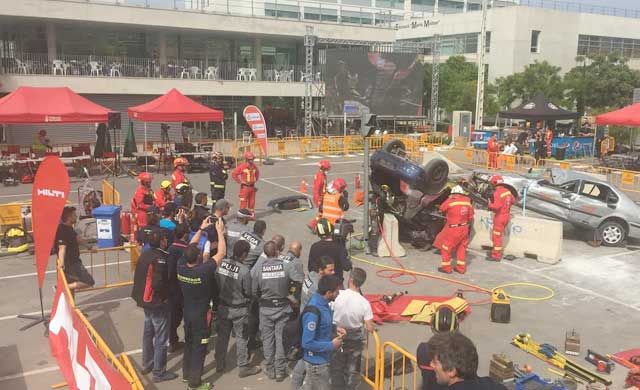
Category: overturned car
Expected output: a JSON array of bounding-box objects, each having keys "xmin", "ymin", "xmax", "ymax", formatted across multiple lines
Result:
[{"xmin": 368, "ymin": 140, "xmax": 451, "ymax": 250}]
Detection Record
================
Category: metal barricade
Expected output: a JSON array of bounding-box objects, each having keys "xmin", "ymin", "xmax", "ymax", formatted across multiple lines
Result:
[
  {"xmin": 497, "ymin": 154, "xmax": 537, "ymax": 173},
  {"xmin": 604, "ymin": 168, "xmax": 640, "ymax": 194},
  {"xmin": 55, "ymin": 263, "xmax": 143, "ymax": 389},
  {"xmin": 101, "ymin": 179, "xmax": 121, "ymax": 205},
  {"xmin": 361, "ymin": 331, "xmax": 381, "ymax": 389},
  {"xmin": 81, "ymin": 245, "xmax": 139, "ymax": 292},
  {"xmin": 379, "ymin": 341, "xmax": 418, "ymax": 390}
]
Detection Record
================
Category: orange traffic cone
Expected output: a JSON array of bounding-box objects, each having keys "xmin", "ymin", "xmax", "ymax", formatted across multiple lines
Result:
[
  {"xmin": 353, "ymin": 174, "xmax": 364, "ymax": 206},
  {"xmin": 300, "ymin": 179, "xmax": 308, "ymax": 193}
]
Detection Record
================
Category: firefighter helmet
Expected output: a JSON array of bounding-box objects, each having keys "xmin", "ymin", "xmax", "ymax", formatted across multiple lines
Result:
[
  {"xmin": 138, "ymin": 172, "xmax": 153, "ymax": 183},
  {"xmin": 490, "ymin": 175, "xmax": 504, "ymax": 185},
  {"xmin": 160, "ymin": 180, "xmax": 172, "ymax": 189},
  {"xmin": 333, "ymin": 178, "xmax": 347, "ymax": 192},
  {"xmin": 431, "ymin": 305, "xmax": 459, "ymax": 334},
  {"xmin": 176, "ymin": 182, "xmax": 191, "ymax": 195},
  {"xmin": 244, "ymin": 151, "xmax": 255, "ymax": 161},
  {"xmin": 319, "ymin": 160, "xmax": 331, "ymax": 170},
  {"xmin": 316, "ymin": 218, "xmax": 334, "ymax": 238},
  {"xmin": 173, "ymin": 157, "xmax": 189, "ymax": 168},
  {"xmin": 450, "ymin": 185, "xmax": 465, "ymax": 195}
]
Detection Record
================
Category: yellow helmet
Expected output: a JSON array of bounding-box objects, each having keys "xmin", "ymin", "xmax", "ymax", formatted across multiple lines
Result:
[{"xmin": 160, "ymin": 180, "xmax": 172, "ymax": 190}]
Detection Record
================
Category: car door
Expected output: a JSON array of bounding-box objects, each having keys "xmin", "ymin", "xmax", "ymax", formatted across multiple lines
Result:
[
  {"xmin": 524, "ymin": 179, "xmax": 578, "ymax": 221},
  {"xmin": 569, "ymin": 181, "xmax": 616, "ymax": 227}
]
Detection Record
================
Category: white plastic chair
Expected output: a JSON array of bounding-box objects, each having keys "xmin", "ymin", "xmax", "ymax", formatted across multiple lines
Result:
[
  {"xmin": 110, "ymin": 64, "xmax": 121, "ymax": 77},
  {"xmin": 52, "ymin": 60, "xmax": 66, "ymax": 75},
  {"xmin": 247, "ymin": 68, "xmax": 257, "ymax": 81},
  {"xmin": 205, "ymin": 66, "xmax": 218, "ymax": 80},
  {"xmin": 237, "ymin": 68, "xmax": 246, "ymax": 81},
  {"xmin": 300, "ymin": 71, "xmax": 306, "ymax": 82},
  {"xmin": 315, "ymin": 71, "xmax": 321, "ymax": 81},
  {"xmin": 264, "ymin": 69, "xmax": 273, "ymax": 81},
  {"xmin": 180, "ymin": 67, "xmax": 190, "ymax": 79},
  {"xmin": 287, "ymin": 69, "xmax": 294, "ymax": 82},
  {"xmin": 190, "ymin": 66, "xmax": 201, "ymax": 79},
  {"xmin": 89, "ymin": 61, "xmax": 103, "ymax": 76},
  {"xmin": 274, "ymin": 70, "xmax": 281, "ymax": 82},
  {"xmin": 15, "ymin": 59, "xmax": 29, "ymax": 74}
]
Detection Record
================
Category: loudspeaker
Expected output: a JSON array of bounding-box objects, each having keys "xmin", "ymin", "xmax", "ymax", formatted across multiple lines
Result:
[{"xmin": 108, "ymin": 112, "xmax": 122, "ymax": 129}]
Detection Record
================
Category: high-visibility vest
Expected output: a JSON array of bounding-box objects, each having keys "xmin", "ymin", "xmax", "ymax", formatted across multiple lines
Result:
[{"xmin": 321, "ymin": 193, "xmax": 343, "ymax": 224}]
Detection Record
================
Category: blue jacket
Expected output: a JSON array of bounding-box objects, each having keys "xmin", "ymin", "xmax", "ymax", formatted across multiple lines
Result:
[{"xmin": 301, "ymin": 292, "xmax": 335, "ymax": 365}]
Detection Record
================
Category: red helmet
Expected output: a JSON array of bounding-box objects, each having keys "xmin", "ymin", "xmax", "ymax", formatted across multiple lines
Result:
[
  {"xmin": 173, "ymin": 157, "xmax": 189, "ymax": 168},
  {"xmin": 319, "ymin": 160, "xmax": 331, "ymax": 170},
  {"xmin": 333, "ymin": 178, "xmax": 347, "ymax": 192},
  {"xmin": 490, "ymin": 175, "xmax": 504, "ymax": 185},
  {"xmin": 139, "ymin": 172, "xmax": 153, "ymax": 183},
  {"xmin": 244, "ymin": 151, "xmax": 255, "ymax": 161}
]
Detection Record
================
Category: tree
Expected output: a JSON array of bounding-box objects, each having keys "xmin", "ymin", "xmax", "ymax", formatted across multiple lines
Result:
[
  {"xmin": 423, "ymin": 56, "xmax": 499, "ymax": 119},
  {"xmin": 564, "ymin": 54, "xmax": 640, "ymax": 114},
  {"xmin": 495, "ymin": 61, "xmax": 564, "ymax": 108}
]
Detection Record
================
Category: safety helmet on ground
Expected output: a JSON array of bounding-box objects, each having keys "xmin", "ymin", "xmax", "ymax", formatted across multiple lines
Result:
[
  {"xmin": 173, "ymin": 157, "xmax": 189, "ymax": 168},
  {"xmin": 139, "ymin": 172, "xmax": 153, "ymax": 183},
  {"xmin": 319, "ymin": 160, "xmax": 331, "ymax": 170},
  {"xmin": 176, "ymin": 182, "xmax": 191, "ymax": 195},
  {"xmin": 316, "ymin": 218, "xmax": 334, "ymax": 238},
  {"xmin": 490, "ymin": 175, "xmax": 504, "ymax": 186},
  {"xmin": 431, "ymin": 305, "xmax": 459, "ymax": 334},
  {"xmin": 333, "ymin": 178, "xmax": 347, "ymax": 192},
  {"xmin": 244, "ymin": 151, "xmax": 255, "ymax": 161},
  {"xmin": 160, "ymin": 180, "xmax": 171, "ymax": 189},
  {"xmin": 450, "ymin": 185, "xmax": 465, "ymax": 195}
]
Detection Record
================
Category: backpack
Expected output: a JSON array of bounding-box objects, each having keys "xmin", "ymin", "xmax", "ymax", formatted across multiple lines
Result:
[{"xmin": 283, "ymin": 305, "xmax": 321, "ymax": 361}]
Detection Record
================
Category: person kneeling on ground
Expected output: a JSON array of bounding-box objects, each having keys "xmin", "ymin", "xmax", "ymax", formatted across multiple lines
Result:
[{"xmin": 56, "ymin": 206, "xmax": 96, "ymax": 292}]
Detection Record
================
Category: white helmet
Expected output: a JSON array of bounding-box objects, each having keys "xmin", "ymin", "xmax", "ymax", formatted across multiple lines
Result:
[{"xmin": 450, "ymin": 185, "xmax": 465, "ymax": 195}]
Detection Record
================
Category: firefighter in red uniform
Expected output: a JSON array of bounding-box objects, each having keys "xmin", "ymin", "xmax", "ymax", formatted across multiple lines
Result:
[
  {"xmin": 488, "ymin": 175, "xmax": 516, "ymax": 261},
  {"xmin": 131, "ymin": 172, "xmax": 157, "ymax": 228},
  {"xmin": 433, "ymin": 185, "xmax": 474, "ymax": 274},
  {"xmin": 487, "ymin": 134, "xmax": 500, "ymax": 169},
  {"xmin": 232, "ymin": 151, "xmax": 259, "ymax": 213},
  {"xmin": 171, "ymin": 157, "xmax": 190, "ymax": 189},
  {"xmin": 545, "ymin": 127, "xmax": 554, "ymax": 158},
  {"xmin": 306, "ymin": 160, "xmax": 331, "ymax": 231},
  {"xmin": 319, "ymin": 178, "xmax": 349, "ymax": 224},
  {"xmin": 154, "ymin": 180, "xmax": 173, "ymax": 210}
]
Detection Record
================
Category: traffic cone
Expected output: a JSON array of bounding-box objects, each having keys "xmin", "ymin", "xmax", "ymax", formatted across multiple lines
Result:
[
  {"xmin": 353, "ymin": 174, "xmax": 364, "ymax": 207},
  {"xmin": 300, "ymin": 179, "xmax": 308, "ymax": 193}
]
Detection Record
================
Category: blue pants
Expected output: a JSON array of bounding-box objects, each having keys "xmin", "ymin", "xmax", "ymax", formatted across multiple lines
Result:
[{"xmin": 142, "ymin": 305, "xmax": 170, "ymax": 377}]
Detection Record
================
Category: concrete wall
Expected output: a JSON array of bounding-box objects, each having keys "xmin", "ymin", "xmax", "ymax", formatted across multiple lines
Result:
[
  {"xmin": 396, "ymin": 6, "xmax": 640, "ymax": 81},
  {"xmin": 0, "ymin": 75, "xmax": 325, "ymax": 97},
  {"xmin": 1, "ymin": 0, "xmax": 396, "ymax": 42}
]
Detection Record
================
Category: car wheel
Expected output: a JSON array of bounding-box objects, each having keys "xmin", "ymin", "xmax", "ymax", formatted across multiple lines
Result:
[
  {"xmin": 598, "ymin": 220, "xmax": 627, "ymax": 247},
  {"xmin": 382, "ymin": 140, "xmax": 406, "ymax": 155},
  {"xmin": 422, "ymin": 158, "xmax": 449, "ymax": 195}
]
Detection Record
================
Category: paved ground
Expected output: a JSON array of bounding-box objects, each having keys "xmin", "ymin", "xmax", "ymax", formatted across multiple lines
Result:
[{"xmin": 0, "ymin": 154, "xmax": 639, "ymax": 390}]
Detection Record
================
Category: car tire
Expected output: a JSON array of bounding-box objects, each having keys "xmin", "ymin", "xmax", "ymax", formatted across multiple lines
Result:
[
  {"xmin": 598, "ymin": 220, "xmax": 627, "ymax": 247},
  {"xmin": 422, "ymin": 158, "xmax": 449, "ymax": 195}
]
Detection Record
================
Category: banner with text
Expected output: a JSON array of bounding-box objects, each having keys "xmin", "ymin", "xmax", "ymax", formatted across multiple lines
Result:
[
  {"xmin": 33, "ymin": 156, "xmax": 70, "ymax": 288},
  {"xmin": 243, "ymin": 105, "xmax": 268, "ymax": 157}
]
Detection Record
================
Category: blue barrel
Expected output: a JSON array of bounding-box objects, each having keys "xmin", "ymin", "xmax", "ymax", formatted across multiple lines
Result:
[{"xmin": 92, "ymin": 205, "xmax": 122, "ymax": 248}]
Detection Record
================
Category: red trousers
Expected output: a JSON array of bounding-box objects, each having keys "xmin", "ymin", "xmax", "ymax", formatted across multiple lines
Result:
[
  {"xmin": 434, "ymin": 225, "xmax": 469, "ymax": 272},
  {"xmin": 135, "ymin": 210, "xmax": 147, "ymax": 228},
  {"xmin": 491, "ymin": 214, "xmax": 510, "ymax": 260},
  {"xmin": 488, "ymin": 152, "xmax": 498, "ymax": 169},
  {"xmin": 239, "ymin": 184, "xmax": 256, "ymax": 212}
]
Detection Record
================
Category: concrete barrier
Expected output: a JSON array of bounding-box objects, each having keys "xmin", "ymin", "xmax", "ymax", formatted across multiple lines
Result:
[
  {"xmin": 378, "ymin": 213, "xmax": 406, "ymax": 258},
  {"xmin": 469, "ymin": 210, "xmax": 563, "ymax": 264}
]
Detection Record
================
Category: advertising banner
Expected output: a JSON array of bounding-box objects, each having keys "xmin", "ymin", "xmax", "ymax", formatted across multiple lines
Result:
[
  {"xmin": 32, "ymin": 156, "xmax": 70, "ymax": 288},
  {"xmin": 243, "ymin": 105, "xmax": 268, "ymax": 156}
]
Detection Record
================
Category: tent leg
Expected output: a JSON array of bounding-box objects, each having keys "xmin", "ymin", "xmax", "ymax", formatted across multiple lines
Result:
[{"xmin": 144, "ymin": 122, "xmax": 148, "ymax": 171}]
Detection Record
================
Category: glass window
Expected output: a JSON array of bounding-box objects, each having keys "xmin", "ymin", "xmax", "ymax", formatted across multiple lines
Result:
[
  {"xmin": 485, "ymin": 31, "xmax": 491, "ymax": 53},
  {"xmin": 531, "ymin": 30, "xmax": 541, "ymax": 53},
  {"xmin": 341, "ymin": 10, "xmax": 373, "ymax": 25},
  {"xmin": 264, "ymin": 3, "xmax": 300, "ymax": 19},
  {"xmin": 559, "ymin": 180, "xmax": 578, "ymax": 193},
  {"xmin": 376, "ymin": 0, "xmax": 404, "ymax": 9},
  {"xmin": 577, "ymin": 34, "xmax": 640, "ymax": 59}
]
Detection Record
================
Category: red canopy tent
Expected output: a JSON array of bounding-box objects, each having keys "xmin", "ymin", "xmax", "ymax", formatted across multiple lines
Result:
[
  {"xmin": 0, "ymin": 86, "xmax": 111, "ymax": 123},
  {"xmin": 128, "ymin": 88, "xmax": 223, "ymax": 122},
  {"xmin": 595, "ymin": 103, "xmax": 640, "ymax": 127}
]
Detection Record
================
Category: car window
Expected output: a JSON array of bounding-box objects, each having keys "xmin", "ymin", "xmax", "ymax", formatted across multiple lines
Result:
[
  {"xmin": 607, "ymin": 191, "xmax": 619, "ymax": 204},
  {"xmin": 580, "ymin": 182, "xmax": 609, "ymax": 202},
  {"xmin": 559, "ymin": 180, "xmax": 578, "ymax": 193}
]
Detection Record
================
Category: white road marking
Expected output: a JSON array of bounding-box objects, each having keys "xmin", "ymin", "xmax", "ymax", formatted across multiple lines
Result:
[
  {"xmin": 0, "ymin": 348, "xmax": 143, "ymax": 382},
  {"xmin": 0, "ymin": 260, "xmax": 131, "ymax": 281},
  {"xmin": 608, "ymin": 249, "xmax": 640, "ymax": 258},
  {"xmin": 0, "ymin": 296, "xmax": 132, "ymax": 322},
  {"xmin": 298, "ymin": 161, "xmax": 362, "ymax": 166},
  {"xmin": 260, "ymin": 178, "xmax": 308, "ymax": 196}
]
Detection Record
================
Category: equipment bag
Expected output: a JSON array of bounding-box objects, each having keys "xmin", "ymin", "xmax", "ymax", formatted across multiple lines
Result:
[{"xmin": 283, "ymin": 305, "xmax": 321, "ymax": 361}]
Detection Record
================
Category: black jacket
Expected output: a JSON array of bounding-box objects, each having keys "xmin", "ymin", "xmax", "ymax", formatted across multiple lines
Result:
[
  {"xmin": 209, "ymin": 162, "xmax": 228, "ymax": 186},
  {"xmin": 132, "ymin": 247, "xmax": 170, "ymax": 309}
]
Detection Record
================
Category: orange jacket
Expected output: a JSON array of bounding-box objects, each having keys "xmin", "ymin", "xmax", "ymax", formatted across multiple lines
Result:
[
  {"xmin": 439, "ymin": 194, "xmax": 474, "ymax": 226},
  {"xmin": 489, "ymin": 186, "xmax": 515, "ymax": 217},
  {"xmin": 321, "ymin": 192, "xmax": 345, "ymax": 224},
  {"xmin": 171, "ymin": 169, "xmax": 188, "ymax": 189},
  {"xmin": 232, "ymin": 162, "xmax": 259, "ymax": 185},
  {"xmin": 154, "ymin": 188, "xmax": 172, "ymax": 210},
  {"xmin": 132, "ymin": 185, "xmax": 155, "ymax": 214},
  {"xmin": 487, "ymin": 138, "xmax": 500, "ymax": 153}
]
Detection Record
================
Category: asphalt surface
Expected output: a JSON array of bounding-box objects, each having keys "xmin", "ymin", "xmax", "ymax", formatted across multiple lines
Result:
[{"xmin": 0, "ymin": 154, "xmax": 639, "ymax": 390}]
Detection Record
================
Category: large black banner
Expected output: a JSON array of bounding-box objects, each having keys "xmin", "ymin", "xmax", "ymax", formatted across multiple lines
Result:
[{"xmin": 325, "ymin": 50, "xmax": 424, "ymax": 116}]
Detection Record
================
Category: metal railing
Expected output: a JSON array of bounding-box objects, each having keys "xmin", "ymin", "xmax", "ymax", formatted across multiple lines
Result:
[
  {"xmin": 51, "ymin": 0, "xmax": 401, "ymax": 27},
  {"xmin": 3, "ymin": 53, "xmax": 320, "ymax": 82},
  {"xmin": 379, "ymin": 341, "xmax": 418, "ymax": 390},
  {"xmin": 518, "ymin": 0, "xmax": 640, "ymax": 19}
]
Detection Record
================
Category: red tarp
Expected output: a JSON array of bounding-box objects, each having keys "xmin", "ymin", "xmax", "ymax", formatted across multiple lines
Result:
[
  {"xmin": 0, "ymin": 86, "xmax": 111, "ymax": 123},
  {"xmin": 595, "ymin": 103, "xmax": 640, "ymax": 127},
  {"xmin": 365, "ymin": 294, "xmax": 471, "ymax": 324},
  {"xmin": 128, "ymin": 88, "xmax": 223, "ymax": 122}
]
